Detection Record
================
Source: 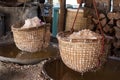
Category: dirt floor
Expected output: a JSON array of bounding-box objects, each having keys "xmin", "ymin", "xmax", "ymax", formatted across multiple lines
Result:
[
  {"xmin": 0, "ymin": 34, "xmax": 58, "ymax": 80},
  {"xmin": 0, "ymin": 61, "xmax": 45, "ymax": 80}
]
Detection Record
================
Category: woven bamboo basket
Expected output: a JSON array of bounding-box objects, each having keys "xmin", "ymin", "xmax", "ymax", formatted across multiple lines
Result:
[
  {"xmin": 57, "ymin": 32, "xmax": 106, "ymax": 73},
  {"xmin": 65, "ymin": 9, "xmax": 87, "ymax": 31},
  {"xmin": 12, "ymin": 22, "xmax": 51, "ymax": 52}
]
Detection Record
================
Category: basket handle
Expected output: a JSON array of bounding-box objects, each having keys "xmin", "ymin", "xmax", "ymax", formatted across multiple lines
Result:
[
  {"xmin": 38, "ymin": 3, "xmax": 47, "ymax": 23},
  {"xmin": 72, "ymin": 0, "xmax": 105, "ymax": 67},
  {"xmin": 92, "ymin": 0, "xmax": 105, "ymax": 52},
  {"xmin": 20, "ymin": 0, "xmax": 27, "ymax": 15},
  {"xmin": 38, "ymin": 2, "xmax": 48, "ymax": 48},
  {"xmin": 71, "ymin": 0, "xmax": 82, "ymax": 32},
  {"xmin": 92, "ymin": 0, "xmax": 105, "ymax": 67}
]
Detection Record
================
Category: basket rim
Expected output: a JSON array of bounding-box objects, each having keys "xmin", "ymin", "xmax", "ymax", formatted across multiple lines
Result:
[
  {"xmin": 12, "ymin": 23, "xmax": 50, "ymax": 31},
  {"xmin": 57, "ymin": 32, "xmax": 102, "ymax": 43},
  {"xmin": 67, "ymin": 8, "xmax": 84, "ymax": 12}
]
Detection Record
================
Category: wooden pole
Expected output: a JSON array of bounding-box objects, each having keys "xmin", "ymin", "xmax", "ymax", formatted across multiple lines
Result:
[{"xmin": 58, "ymin": 0, "xmax": 66, "ymax": 32}]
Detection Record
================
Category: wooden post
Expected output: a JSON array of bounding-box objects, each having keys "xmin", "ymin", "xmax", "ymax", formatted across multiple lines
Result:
[{"xmin": 58, "ymin": 0, "xmax": 66, "ymax": 32}]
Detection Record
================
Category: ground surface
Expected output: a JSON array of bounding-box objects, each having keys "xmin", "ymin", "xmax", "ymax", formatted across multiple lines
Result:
[
  {"xmin": 0, "ymin": 35, "xmax": 58, "ymax": 80},
  {"xmin": 0, "ymin": 61, "xmax": 45, "ymax": 80}
]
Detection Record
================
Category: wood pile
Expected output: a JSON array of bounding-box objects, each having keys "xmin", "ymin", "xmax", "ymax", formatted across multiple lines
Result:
[
  {"xmin": 84, "ymin": 0, "xmax": 120, "ymax": 12},
  {"xmin": 113, "ymin": 0, "xmax": 120, "ymax": 12},
  {"xmin": 77, "ymin": 0, "xmax": 120, "ymax": 57},
  {"xmin": 85, "ymin": 10, "xmax": 120, "ymax": 56}
]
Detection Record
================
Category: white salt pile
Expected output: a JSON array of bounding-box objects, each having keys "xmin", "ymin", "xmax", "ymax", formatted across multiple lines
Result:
[
  {"xmin": 69, "ymin": 29, "xmax": 102, "ymax": 39},
  {"xmin": 21, "ymin": 17, "xmax": 45, "ymax": 29}
]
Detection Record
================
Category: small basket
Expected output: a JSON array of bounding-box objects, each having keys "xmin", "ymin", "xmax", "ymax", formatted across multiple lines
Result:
[
  {"xmin": 12, "ymin": 22, "xmax": 51, "ymax": 52},
  {"xmin": 65, "ymin": 9, "xmax": 87, "ymax": 31},
  {"xmin": 57, "ymin": 32, "xmax": 106, "ymax": 73}
]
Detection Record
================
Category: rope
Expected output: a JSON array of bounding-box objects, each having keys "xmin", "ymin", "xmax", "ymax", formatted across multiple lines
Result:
[
  {"xmin": 38, "ymin": 3, "xmax": 47, "ymax": 49},
  {"xmin": 71, "ymin": 0, "xmax": 82, "ymax": 32},
  {"xmin": 22, "ymin": 0, "xmax": 27, "ymax": 13},
  {"xmin": 71, "ymin": 0, "xmax": 105, "ymax": 67},
  {"xmin": 39, "ymin": 3, "xmax": 46, "ymax": 23},
  {"xmin": 92, "ymin": 0, "xmax": 105, "ymax": 67}
]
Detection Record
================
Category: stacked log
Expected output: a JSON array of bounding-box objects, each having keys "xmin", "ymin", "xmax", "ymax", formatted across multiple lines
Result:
[
  {"xmin": 84, "ymin": 0, "xmax": 120, "ymax": 12},
  {"xmin": 91, "ymin": 12, "xmax": 120, "ymax": 56},
  {"xmin": 113, "ymin": 0, "xmax": 120, "ymax": 12},
  {"xmin": 78, "ymin": 0, "xmax": 120, "ymax": 56},
  {"xmin": 84, "ymin": 0, "xmax": 110, "ymax": 13}
]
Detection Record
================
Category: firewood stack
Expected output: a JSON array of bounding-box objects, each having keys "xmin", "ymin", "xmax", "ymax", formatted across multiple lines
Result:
[
  {"xmin": 83, "ymin": 0, "xmax": 120, "ymax": 57},
  {"xmin": 90, "ymin": 12, "xmax": 120, "ymax": 56},
  {"xmin": 92, "ymin": 12, "xmax": 120, "ymax": 57}
]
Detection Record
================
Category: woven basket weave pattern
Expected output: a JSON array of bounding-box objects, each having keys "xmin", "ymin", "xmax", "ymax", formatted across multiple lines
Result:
[
  {"xmin": 65, "ymin": 9, "xmax": 87, "ymax": 31},
  {"xmin": 57, "ymin": 33, "xmax": 103, "ymax": 73},
  {"xmin": 12, "ymin": 24, "xmax": 50, "ymax": 52}
]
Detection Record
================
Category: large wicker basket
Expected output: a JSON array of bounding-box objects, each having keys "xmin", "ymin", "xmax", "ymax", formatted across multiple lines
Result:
[
  {"xmin": 57, "ymin": 32, "xmax": 106, "ymax": 73},
  {"xmin": 12, "ymin": 22, "xmax": 51, "ymax": 52}
]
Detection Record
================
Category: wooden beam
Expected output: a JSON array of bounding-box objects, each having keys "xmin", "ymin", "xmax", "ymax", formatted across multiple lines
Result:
[{"xmin": 58, "ymin": 0, "xmax": 66, "ymax": 32}]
